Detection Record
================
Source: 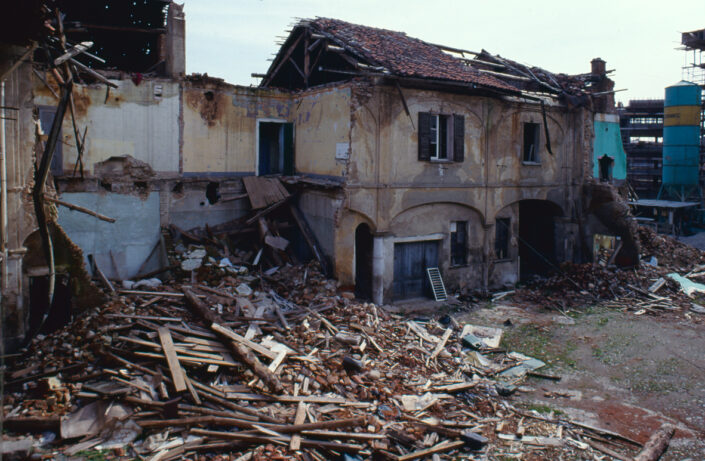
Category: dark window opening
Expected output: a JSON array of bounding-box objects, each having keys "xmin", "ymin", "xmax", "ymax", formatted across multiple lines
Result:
[
  {"xmin": 522, "ymin": 122, "xmax": 541, "ymax": 163},
  {"xmin": 450, "ymin": 221, "xmax": 467, "ymax": 266},
  {"xmin": 206, "ymin": 181, "xmax": 220, "ymax": 204},
  {"xmin": 355, "ymin": 224, "xmax": 373, "ymax": 300},
  {"xmin": 38, "ymin": 106, "xmax": 63, "ymax": 177},
  {"xmin": 519, "ymin": 200, "xmax": 560, "ymax": 280},
  {"xmin": 418, "ymin": 112, "xmax": 464, "ymax": 162},
  {"xmin": 258, "ymin": 121, "xmax": 294, "ymax": 175},
  {"xmin": 204, "ymin": 90, "xmax": 214, "ymax": 101},
  {"xmin": 599, "ymin": 154, "xmax": 614, "ymax": 182},
  {"xmin": 495, "ymin": 218, "xmax": 510, "ymax": 260}
]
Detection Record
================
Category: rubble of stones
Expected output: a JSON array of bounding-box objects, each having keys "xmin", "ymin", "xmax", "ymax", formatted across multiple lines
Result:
[{"xmin": 2, "ymin": 225, "xmax": 698, "ymax": 460}]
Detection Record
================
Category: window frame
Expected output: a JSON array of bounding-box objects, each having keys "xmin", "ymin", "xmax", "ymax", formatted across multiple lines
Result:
[
  {"xmin": 418, "ymin": 112, "xmax": 464, "ymax": 162},
  {"xmin": 522, "ymin": 121, "xmax": 541, "ymax": 164}
]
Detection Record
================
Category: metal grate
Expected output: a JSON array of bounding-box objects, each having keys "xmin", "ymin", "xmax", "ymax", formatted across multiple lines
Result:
[{"xmin": 426, "ymin": 267, "xmax": 447, "ymax": 301}]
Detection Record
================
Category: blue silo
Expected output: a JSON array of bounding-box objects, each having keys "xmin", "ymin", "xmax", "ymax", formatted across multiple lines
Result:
[{"xmin": 661, "ymin": 81, "xmax": 702, "ymax": 198}]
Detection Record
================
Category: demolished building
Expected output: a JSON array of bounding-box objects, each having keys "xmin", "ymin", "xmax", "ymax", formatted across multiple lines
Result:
[{"xmin": 2, "ymin": 4, "xmax": 630, "ymax": 349}]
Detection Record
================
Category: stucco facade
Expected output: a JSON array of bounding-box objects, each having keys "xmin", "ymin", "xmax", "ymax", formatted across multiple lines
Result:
[{"xmin": 300, "ymin": 83, "xmax": 591, "ymax": 302}]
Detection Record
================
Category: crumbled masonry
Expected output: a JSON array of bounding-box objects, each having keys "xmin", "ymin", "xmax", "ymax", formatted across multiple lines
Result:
[{"xmin": 3, "ymin": 225, "xmax": 701, "ymax": 459}]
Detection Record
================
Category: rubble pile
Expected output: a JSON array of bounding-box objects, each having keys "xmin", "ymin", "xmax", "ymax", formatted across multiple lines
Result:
[
  {"xmin": 3, "ymin": 260, "xmax": 649, "ymax": 460},
  {"xmin": 512, "ymin": 226, "xmax": 705, "ymax": 316}
]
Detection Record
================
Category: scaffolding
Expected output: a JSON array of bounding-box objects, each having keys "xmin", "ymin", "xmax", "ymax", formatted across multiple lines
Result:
[{"xmin": 680, "ymin": 29, "xmax": 705, "ymax": 202}]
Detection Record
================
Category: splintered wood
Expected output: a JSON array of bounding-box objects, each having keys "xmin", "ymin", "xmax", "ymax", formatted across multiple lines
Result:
[{"xmin": 5, "ymin": 256, "xmax": 662, "ymax": 460}]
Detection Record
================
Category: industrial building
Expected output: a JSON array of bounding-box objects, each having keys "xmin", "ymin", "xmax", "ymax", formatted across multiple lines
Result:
[{"xmin": 619, "ymin": 99, "xmax": 664, "ymax": 197}]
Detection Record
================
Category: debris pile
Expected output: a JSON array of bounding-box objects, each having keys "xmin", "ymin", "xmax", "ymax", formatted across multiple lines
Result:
[
  {"xmin": 513, "ymin": 226, "xmax": 705, "ymax": 317},
  {"xmin": 3, "ymin": 260, "xmax": 653, "ymax": 460}
]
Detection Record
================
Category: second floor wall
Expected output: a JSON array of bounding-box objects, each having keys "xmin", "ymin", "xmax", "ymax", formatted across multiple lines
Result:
[
  {"xmin": 32, "ymin": 74, "xmax": 592, "ymax": 188},
  {"xmin": 347, "ymin": 84, "xmax": 590, "ymax": 189}
]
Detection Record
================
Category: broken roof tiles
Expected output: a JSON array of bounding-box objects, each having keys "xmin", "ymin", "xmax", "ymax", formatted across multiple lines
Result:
[{"xmin": 305, "ymin": 17, "xmax": 518, "ymax": 93}]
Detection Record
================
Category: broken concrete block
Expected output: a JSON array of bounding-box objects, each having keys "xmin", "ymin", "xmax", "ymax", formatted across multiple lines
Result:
[
  {"xmin": 236, "ymin": 283, "xmax": 253, "ymax": 296},
  {"xmin": 462, "ymin": 333, "xmax": 486, "ymax": 350}
]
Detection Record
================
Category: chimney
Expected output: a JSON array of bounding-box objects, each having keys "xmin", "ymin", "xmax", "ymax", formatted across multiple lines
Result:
[{"xmin": 591, "ymin": 58, "xmax": 606, "ymax": 76}]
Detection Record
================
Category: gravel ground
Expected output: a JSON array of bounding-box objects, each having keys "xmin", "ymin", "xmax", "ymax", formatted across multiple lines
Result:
[
  {"xmin": 677, "ymin": 231, "xmax": 705, "ymax": 251},
  {"xmin": 456, "ymin": 302, "xmax": 705, "ymax": 460}
]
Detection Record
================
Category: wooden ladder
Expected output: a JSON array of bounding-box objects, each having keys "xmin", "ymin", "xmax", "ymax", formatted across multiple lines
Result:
[{"xmin": 426, "ymin": 267, "xmax": 447, "ymax": 301}]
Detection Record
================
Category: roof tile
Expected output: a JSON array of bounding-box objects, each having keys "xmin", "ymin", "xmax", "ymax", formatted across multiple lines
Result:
[{"xmin": 309, "ymin": 18, "xmax": 517, "ymax": 92}]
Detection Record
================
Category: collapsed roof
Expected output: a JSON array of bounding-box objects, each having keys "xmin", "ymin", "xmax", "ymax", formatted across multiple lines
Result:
[{"xmin": 261, "ymin": 17, "xmax": 605, "ymax": 102}]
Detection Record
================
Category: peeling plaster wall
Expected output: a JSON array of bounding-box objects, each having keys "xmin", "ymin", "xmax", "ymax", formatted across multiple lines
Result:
[
  {"xmin": 296, "ymin": 189, "xmax": 342, "ymax": 263},
  {"xmin": 33, "ymin": 76, "xmax": 181, "ymax": 173},
  {"xmin": 164, "ymin": 178, "xmax": 250, "ymax": 229},
  {"xmin": 335, "ymin": 84, "xmax": 590, "ymax": 300},
  {"xmin": 57, "ymin": 192, "xmax": 161, "ymax": 280},
  {"xmin": 1, "ymin": 45, "xmax": 38, "ymax": 348},
  {"xmin": 182, "ymin": 84, "xmax": 291, "ymax": 174},
  {"xmin": 294, "ymin": 86, "xmax": 351, "ymax": 177}
]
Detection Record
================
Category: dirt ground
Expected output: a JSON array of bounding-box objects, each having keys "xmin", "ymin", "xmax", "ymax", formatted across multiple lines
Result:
[{"xmin": 455, "ymin": 302, "xmax": 705, "ymax": 460}]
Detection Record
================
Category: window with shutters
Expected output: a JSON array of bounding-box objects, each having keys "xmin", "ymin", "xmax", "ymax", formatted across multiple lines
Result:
[{"xmin": 418, "ymin": 112, "xmax": 464, "ymax": 162}]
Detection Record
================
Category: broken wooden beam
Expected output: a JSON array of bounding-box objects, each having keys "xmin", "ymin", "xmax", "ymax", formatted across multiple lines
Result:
[
  {"xmin": 288, "ymin": 203, "xmax": 331, "ymax": 276},
  {"xmin": 42, "ymin": 197, "xmax": 109, "ymax": 223},
  {"xmin": 289, "ymin": 402, "xmax": 307, "ymax": 451},
  {"xmin": 157, "ymin": 326, "xmax": 187, "ymax": 393},
  {"xmin": 183, "ymin": 289, "xmax": 284, "ymax": 394},
  {"xmin": 634, "ymin": 424, "xmax": 675, "ymax": 461},
  {"xmin": 396, "ymin": 440, "xmax": 465, "ymax": 460}
]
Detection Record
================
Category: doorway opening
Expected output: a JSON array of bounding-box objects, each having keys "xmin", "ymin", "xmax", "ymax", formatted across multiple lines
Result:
[
  {"xmin": 355, "ymin": 224, "xmax": 373, "ymax": 300},
  {"xmin": 258, "ymin": 121, "xmax": 294, "ymax": 175},
  {"xmin": 518, "ymin": 200, "xmax": 562, "ymax": 281},
  {"xmin": 392, "ymin": 240, "xmax": 440, "ymax": 300},
  {"xmin": 598, "ymin": 154, "xmax": 614, "ymax": 182}
]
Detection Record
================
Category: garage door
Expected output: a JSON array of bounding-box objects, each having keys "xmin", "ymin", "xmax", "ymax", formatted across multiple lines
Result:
[{"xmin": 393, "ymin": 240, "xmax": 439, "ymax": 300}]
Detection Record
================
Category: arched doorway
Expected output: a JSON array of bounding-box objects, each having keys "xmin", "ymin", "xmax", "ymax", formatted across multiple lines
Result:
[
  {"xmin": 355, "ymin": 224, "xmax": 373, "ymax": 300},
  {"xmin": 518, "ymin": 200, "xmax": 563, "ymax": 281}
]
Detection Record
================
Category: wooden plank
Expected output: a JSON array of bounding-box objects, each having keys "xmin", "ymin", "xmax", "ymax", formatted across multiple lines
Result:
[
  {"xmin": 242, "ymin": 176, "xmax": 268, "ymax": 209},
  {"xmin": 634, "ymin": 425, "xmax": 675, "ymax": 461},
  {"xmin": 133, "ymin": 351, "xmax": 237, "ymax": 367},
  {"xmin": 274, "ymin": 304, "xmax": 291, "ymax": 330},
  {"xmin": 268, "ymin": 350, "xmax": 287, "ymax": 373},
  {"xmin": 157, "ymin": 326, "xmax": 187, "ymax": 392},
  {"xmin": 289, "ymin": 402, "xmax": 307, "ymax": 450},
  {"xmin": 223, "ymin": 393, "xmax": 354, "ymax": 404},
  {"xmin": 428, "ymin": 327, "xmax": 452, "ymax": 363},
  {"xmin": 274, "ymin": 178, "xmax": 290, "ymax": 199},
  {"xmin": 89, "ymin": 255, "xmax": 114, "ymax": 292},
  {"xmin": 397, "ymin": 440, "xmax": 465, "ymax": 460},
  {"xmin": 300, "ymin": 430, "xmax": 386, "ymax": 440},
  {"xmin": 430, "ymin": 382, "xmax": 477, "ymax": 393},
  {"xmin": 212, "ymin": 322, "xmax": 278, "ymax": 360},
  {"xmin": 184, "ymin": 290, "xmax": 284, "ymax": 394},
  {"xmin": 288, "ymin": 203, "xmax": 332, "ymax": 276}
]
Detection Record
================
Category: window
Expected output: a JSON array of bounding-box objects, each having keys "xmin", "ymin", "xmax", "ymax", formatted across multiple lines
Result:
[
  {"xmin": 450, "ymin": 221, "xmax": 467, "ymax": 266},
  {"xmin": 418, "ymin": 112, "xmax": 464, "ymax": 162},
  {"xmin": 495, "ymin": 218, "xmax": 510, "ymax": 260},
  {"xmin": 522, "ymin": 122, "xmax": 541, "ymax": 163}
]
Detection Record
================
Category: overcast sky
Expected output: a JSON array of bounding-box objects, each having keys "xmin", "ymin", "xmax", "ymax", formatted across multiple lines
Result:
[{"xmin": 184, "ymin": 0, "xmax": 704, "ymax": 104}]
